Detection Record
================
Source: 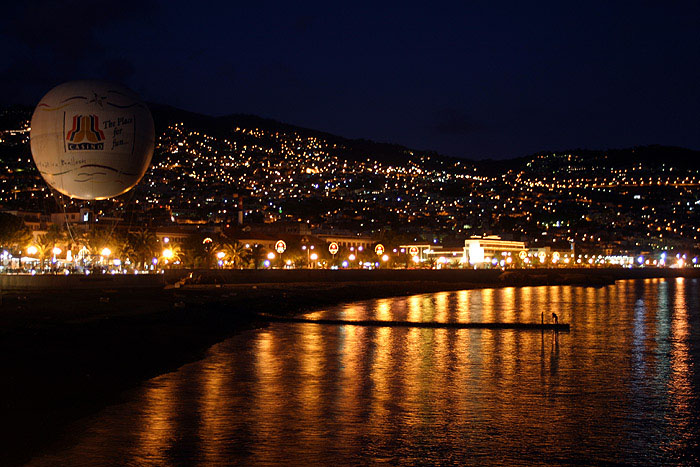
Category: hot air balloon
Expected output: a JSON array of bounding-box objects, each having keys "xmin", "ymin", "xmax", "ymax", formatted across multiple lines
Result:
[{"xmin": 30, "ymin": 80, "xmax": 155, "ymax": 200}]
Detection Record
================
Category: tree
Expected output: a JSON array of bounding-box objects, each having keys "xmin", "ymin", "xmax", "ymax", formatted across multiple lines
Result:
[
  {"xmin": 182, "ymin": 233, "xmax": 213, "ymax": 268},
  {"xmin": 33, "ymin": 234, "xmax": 54, "ymax": 270},
  {"xmin": 44, "ymin": 224, "xmax": 67, "ymax": 250},
  {"xmin": 128, "ymin": 228, "xmax": 159, "ymax": 269},
  {"xmin": 249, "ymin": 244, "xmax": 265, "ymax": 269},
  {"xmin": 160, "ymin": 243, "xmax": 184, "ymax": 268},
  {"xmin": 0, "ymin": 213, "xmax": 32, "ymax": 253},
  {"xmin": 217, "ymin": 239, "xmax": 250, "ymax": 269},
  {"xmin": 114, "ymin": 233, "xmax": 136, "ymax": 268},
  {"xmin": 73, "ymin": 228, "xmax": 119, "ymax": 268}
]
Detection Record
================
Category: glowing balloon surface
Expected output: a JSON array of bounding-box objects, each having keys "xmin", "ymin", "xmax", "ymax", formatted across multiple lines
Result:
[{"xmin": 30, "ymin": 81, "xmax": 154, "ymax": 200}]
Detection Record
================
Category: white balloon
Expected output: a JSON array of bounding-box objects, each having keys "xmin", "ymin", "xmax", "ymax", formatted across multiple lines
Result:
[{"xmin": 30, "ymin": 80, "xmax": 154, "ymax": 200}]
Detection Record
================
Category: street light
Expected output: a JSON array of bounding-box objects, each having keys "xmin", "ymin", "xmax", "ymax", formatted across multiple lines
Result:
[
  {"xmin": 302, "ymin": 245, "xmax": 315, "ymax": 267},
  {"xmin": 215, "ymin": 251, "xmax": 226, "ymax": 268},
  {"xmin": 26, "ymin": 245, "xmax": 38, "ymax": 255},
  {"xmin": 97, "ymin": 247, "xmax": 111, "ymax": 268}
]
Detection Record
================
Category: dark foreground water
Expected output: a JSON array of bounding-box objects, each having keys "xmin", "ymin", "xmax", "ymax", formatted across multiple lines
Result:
[{"xmin": 30, "ymin": 279, "xmax": 700, "ymax": 466}]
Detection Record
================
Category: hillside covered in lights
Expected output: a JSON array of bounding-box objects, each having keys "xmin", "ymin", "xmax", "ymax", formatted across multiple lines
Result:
[{"xmin": 1, "ymin": 104, "xmax": 700, "ymax": 256}]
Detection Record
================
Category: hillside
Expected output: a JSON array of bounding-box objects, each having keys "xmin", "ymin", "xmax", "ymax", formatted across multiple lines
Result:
[
  {"xmin": 2, "ymin": 102, "xmax": 700, "ymax": 256},
  {"xmin": 148, "ymin": 103, "xmax": 459, "ymax": 169},
  {"xmin": 2, "ymin": 103, "xmax": 698, "ymax": 172}
]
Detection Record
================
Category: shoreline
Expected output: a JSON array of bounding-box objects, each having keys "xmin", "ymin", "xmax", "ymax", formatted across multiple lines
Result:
[
  {"xmin": 2, "ymin": 269, "xmax": 699, "ymax": 465},
  {"xmin": 3, "ymin": 266, "xmax": 699, "ymax": 291}
]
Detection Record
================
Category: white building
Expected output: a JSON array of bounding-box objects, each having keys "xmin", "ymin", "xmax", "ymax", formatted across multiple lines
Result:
[{"xmin": 464, "ymin": 235, "xmax": 526, "ymax": 266}]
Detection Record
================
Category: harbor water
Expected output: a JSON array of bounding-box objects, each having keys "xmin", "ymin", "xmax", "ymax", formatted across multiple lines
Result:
[{"xmin": 29, "ymin": 279, "xmax": 700, "ymax": 465}]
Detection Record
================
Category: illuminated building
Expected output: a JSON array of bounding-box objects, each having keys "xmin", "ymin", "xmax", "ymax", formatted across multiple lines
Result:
[{"xmin": 464, "ymin": 236, "xmax": 526, "ymax": 266}]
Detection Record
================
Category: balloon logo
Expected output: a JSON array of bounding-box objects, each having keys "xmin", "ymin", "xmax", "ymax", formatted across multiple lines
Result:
[
  {"xmin": 30, "ymin": 80, "xmax": 155, "ymax": 200},
  {"xmin": 328, "ymin": 242, "xmax": 339, "ymax": 255},
  {"xmin": 66, "ymin": 115, "xmax": 106, "ymax": 148}
]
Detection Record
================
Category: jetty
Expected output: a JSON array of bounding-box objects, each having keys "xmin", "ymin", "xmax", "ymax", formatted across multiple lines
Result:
[{"xmin": 258, "ymin": 314, "xmax": 570, "ymax": 331}]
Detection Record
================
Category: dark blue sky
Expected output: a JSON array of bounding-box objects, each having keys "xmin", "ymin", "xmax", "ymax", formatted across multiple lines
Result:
[{"xmin": 1, "ymin": 1, "xmax": 698, "ymax": 159}]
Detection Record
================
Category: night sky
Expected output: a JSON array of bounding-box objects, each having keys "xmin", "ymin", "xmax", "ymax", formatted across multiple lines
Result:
[{"xmin": 1, "ymin": 1, "xmax": 698, "ymax": 159}]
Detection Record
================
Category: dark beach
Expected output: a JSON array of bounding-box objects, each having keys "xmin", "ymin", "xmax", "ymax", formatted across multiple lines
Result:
[{"xmin": 1, "ymin": 267, "xmax": 698, "ymax": 465}]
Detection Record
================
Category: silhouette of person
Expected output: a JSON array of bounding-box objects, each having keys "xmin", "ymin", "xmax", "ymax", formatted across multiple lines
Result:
[{"xmin": 552, "ymin": 312, "xmax": 558, "ymax": 324}]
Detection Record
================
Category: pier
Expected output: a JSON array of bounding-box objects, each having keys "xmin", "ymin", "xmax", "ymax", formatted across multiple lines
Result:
[{"xmin": 258, "ymin": 314, "xmax": 570, "ymax": 331}]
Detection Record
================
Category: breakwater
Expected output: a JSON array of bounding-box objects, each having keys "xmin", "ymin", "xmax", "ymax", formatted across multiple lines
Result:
[
  {"xmin": 0, "ymin": 273, "xmax": 165, "ymax": 291},
  {"xmin": 259, "ymin": 313, "xmax": 571, "ymax": 331},
  {"xmin": 2, "ymin": 267, "xmax": 698, "ymax": 291}
]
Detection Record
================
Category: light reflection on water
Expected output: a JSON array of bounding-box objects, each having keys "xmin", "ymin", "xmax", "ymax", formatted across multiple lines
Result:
[{"xmin": 29, "ymin": 279, "xmax": 700, "ymax": 466}]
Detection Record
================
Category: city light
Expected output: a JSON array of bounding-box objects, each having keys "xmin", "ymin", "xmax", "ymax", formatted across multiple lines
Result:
[
  {"xmin": 1, "ymin": 100, "xmax": 698, "ymax": 277},
  {"xmin": 100, "ymin": 248, "xmax": 111, "ymax": 257}
]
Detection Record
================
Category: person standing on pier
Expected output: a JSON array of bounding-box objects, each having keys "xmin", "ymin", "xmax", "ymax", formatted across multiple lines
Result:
[{"xmin": 552, "ymin": 312, "xmax": 559, "ymax": 325}]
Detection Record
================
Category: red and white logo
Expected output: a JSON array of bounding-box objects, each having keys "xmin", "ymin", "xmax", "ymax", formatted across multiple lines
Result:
[{"xmin": 66, "ymin": 114, "xmax": 105, "ymax": 150}]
